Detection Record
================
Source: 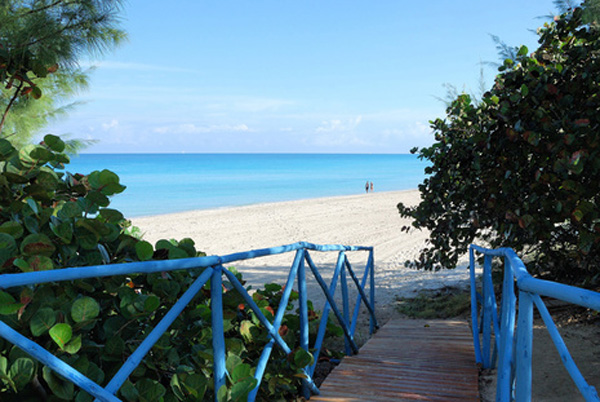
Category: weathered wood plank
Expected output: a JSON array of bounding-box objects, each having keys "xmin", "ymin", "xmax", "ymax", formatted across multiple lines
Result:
[{"xmin": 311, "ymin": 319, "xmax": 479, "ymax": 401}]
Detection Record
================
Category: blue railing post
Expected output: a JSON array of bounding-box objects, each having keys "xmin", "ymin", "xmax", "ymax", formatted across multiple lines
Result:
[
  {"xmin": 297, "ymin": 249, "xmax": 311, "ymax": 400},
  {"xmin": 212, "ymin": 265, "xmax": 227, "ymax": 401},
  {"xmin": 482, "ymin": 255, "xmax": 494, "ymax": 368},
  {"xmin": 339, "ymin": 251, "xmax": 352, "ymax": 356},
  {"xmin": 514, "ymin": 290, "xmax": 534, "ymax": 401},
  {"xmin": 369, "ymin": 249, "xmax": 375, "ymax": 335},
  {"xmin": 496, "ymin": 258, "xmax": 517, "ymax": 402},
  {"xmin": 469, "ymin": 246, "xmax": 483, "ymax": 365}
]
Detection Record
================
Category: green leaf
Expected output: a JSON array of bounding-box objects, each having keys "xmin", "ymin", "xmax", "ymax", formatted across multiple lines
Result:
[
  {"xmin": 9, "ymin": 357, "xmax": 34, "ymax": 390},
  {"xmin": 44, "ymin": 134, "xmax": 66, "ymax": 153},
  {"xmin": 517, "ymin": 45, "xmax": 528, "ymax": 56},
  {"xmin": 57, "ymin": 201, "xmax": 83, "ymax": 219},
  {"xmin": 293, "ymin": 348, "xmax": 314, "ymax": 368},
  {"xmin": 43, "ymin": 366, "xmax": 74, "ymax": 400},
  {"xmin": 49, "ymin": 323, "xmax": 73, "ymax": 350},
  {"xmin": 0, "ymin": 222, "xmax": 23, "ymax": 238},
  {"xmin": 99, "ymin": 208, "xmax": 124, "ymax": 223},
  {"xmin": 520, "ymin": 84, "xmax": 529, "ymax": 97},
  {"xmin": 0, "ymin": 233, "xmax": 17, "ymax": 266},
  {"xmin": 144, "ymin": 294, "xmax": 160, "ymax": 312},
  {"xmin": 0, "ymin": 138, "xmax": 15, "ymax": 158},
  {"xmin": 71, "ymin": 296, "xmax": 100, "ymax": 323},
  {"xmin": 27, "ymin": 255, "xmax": 54, "ymax": 271},
  {"xmin": 231, "ymin": 363, "xmax": 252, "ymax": 383},
  {"xmin": 230, "ymin": 377, "xmax": 258, "ymax": 402},
  {"xmin": 135, "ymin": 241, "xmax": 154, "ymax": 261},
  {"xmin": 105, "ymin": 336, "xmax": 125, "ymax": 357},
  {"xmin": 183, "ymin": 374, "xmax": 208, "ymax": 400},
  {"xmin": 136, "ymin": 378, "xmax": 166, "ymax": 402},
  {"xmin": 13, "ymin": 258, "xmax": 30, "ymax": 272},
  {"xmin": 0, "ymin": 291, "xmax": 21, "ymax": 315},
  {"xmin": 20, "ymin": 233, "xmax": 56, "ymax": 257},
  {"xmin": 226, "ymin": 353, "xmax": 243, "ymax": 376},
  {"xmin": 31, "ymin": 86, "xmax": 42, "ymax": 99},
  {"xmin": 119, "ymin": 381, "xmax": 139, "ymax": 401},
  {"xmin": 217, "ymin": 384, "xmax": 228, "ymax": 402},
  {"xmin": 65, "ymin": 334, "xmax": 82, "ymax": 354},
  {"xmin": 30, "ymin": 307, "xmax": 57, "ymax": 336}
]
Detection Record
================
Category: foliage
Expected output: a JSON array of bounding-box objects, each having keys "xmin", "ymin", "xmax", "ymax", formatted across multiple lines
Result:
[
  {"xmin": 398, "ymin": 6, "xmax": 600, "ymax": 285},
  {"xmin": 0, "ymin": 138, "xmax": 341, "ymax": 400},
  {"xmin": 0, "ymin": 0, "xmax": 126, "ymax": 140},
  {"xmin": 395, "ymin": 288, "xmax": 471, "ymax": 319}
]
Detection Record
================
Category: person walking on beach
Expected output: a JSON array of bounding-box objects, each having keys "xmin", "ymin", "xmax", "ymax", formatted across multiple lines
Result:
[
  {"xmin": 370, "ymin": 181, "xmax": 374, "ymax": 192},
  {"xmin": 365, "ymin": 181, "xmax": 369, "ymax": 193}
]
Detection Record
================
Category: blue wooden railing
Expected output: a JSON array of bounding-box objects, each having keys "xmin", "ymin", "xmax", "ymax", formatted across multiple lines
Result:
[
  {"xmin": 469, "ymin": 244, "xmax": 600, "ymax": 402},
  {"xmin": 0, "ymin": 241, "xmax": 377, "ymax": 401}
]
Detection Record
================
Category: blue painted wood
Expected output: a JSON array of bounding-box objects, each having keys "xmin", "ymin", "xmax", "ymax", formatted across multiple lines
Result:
[
  {"xmin": 369, "ymin": 250, "xmax": 375, "ymax": 334},
  {"xmin": 340, "ymin": 252, "xmax": 351, "ymax": 356},
  {"xmin": 211, "ymin": 266, "xmax": 227, "ymax": 401},
  {"xmin": 100, "ymin": 267, "xmax": 215, "ymax": 398},
  {"xmin": 0, "ymin": 242, "xmax": 373, "ymax": 400},
  {"xmin": 297, "ymin": 250, "xmax": 311, "ymax": 399},
  {"xmin": 249, "ymin": 249, "xmax": 304, "ymax": 401},
  {"xmin": 0, "ymin": 321, "xmax": 121, "ymax": 402},
  {"xmin": 345, "ymin": 256, "xmax": 378, "ymax": 331},
  {"xmin": 308, "ymin": 251, "xmax": 343, "ymax": 377},
  {"xmin": 304, "ymin": 252, "xmax": 359, "ymax": 354},
  {"xmin": 532, "ymin": 294, "xmax": 600, "ymax": 400},
  {"xmin": 470, "ymin": 244, "xmax": 600, "ymax": 402},
  {"xmin": 514, "ymin": 290, "xmax": 533, "ymax": 402},
  {"xmin": 482, "ymin": 255, "xmax": 493, "ymax": 369},
  {"xmin": 350, "ymin": 259, "xmax": 370, "ymax": 335},
  {"xmin": 496, "ymin": 258, "xmax": 517, "ymax": 402},
  {"xmin": 469, "ymin": 247, "xmax": 483, "ymax": 365}
]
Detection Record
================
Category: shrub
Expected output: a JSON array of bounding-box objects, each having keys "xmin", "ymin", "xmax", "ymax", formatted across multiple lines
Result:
[
  {"xmin": 0, "ymin": 138, "xmax": 340, "ymax": 401},
  {"xmin": 399, "ymin": 6, "xmax": 600, "ymax": 286}
]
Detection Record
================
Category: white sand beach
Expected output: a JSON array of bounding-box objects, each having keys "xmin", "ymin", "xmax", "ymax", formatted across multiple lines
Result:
[{"xmin": 132, "ymin": 190, "xmax": 473, "ymax": 309}]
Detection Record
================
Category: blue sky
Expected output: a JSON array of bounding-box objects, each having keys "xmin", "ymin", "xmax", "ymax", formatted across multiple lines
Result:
[{"xmin": 46, "ymin": 1, "xmax": 554, "ymax": 153}]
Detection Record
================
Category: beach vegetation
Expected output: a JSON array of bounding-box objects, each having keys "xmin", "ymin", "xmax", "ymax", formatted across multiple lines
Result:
[
  {"xmin": 399, "ymin": 3, "xmax": 600, "ymax": 286},
  {"xmin": 0, "ymin": 138, "xmax": 341, "ymax": 399},
  {"xmin": 395, "ymin": 287, "xmax": 471, "ymax": 319}
]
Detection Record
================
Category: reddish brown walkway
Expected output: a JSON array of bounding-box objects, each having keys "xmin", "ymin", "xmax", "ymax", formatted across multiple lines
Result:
[{"xmin": 311, "ymin": 319, "xmax": 479, "ymax": 401}]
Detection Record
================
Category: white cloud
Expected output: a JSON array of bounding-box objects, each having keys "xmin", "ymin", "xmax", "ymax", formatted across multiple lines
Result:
[
  {"xmin": 316, "ymin": 116, "xmax": 362, "ymax": 133},
  {"xmin": 153, "ymin": 123, "xmax": 251, "ymax": 134},
  {"xmin": 101, "ymin": 119, "xmax": 119, "ymax": 130}
]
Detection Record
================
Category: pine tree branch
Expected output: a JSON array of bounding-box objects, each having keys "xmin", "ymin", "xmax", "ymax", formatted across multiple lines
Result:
[{"xmin": 0, "ymin": 81, "xmax": 23, "ymax": 136}]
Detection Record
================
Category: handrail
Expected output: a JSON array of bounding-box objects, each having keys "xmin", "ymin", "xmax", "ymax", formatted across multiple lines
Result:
[
  {"xmin": 469, "ymin": 244, "xmax": 600, "ymax": 402},
  {"xmin": 0, "ymin": 241, "xmax": 378, "ymax": 401}
]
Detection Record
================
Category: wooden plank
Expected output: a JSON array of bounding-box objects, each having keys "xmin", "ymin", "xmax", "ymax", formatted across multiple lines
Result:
[{"xmin": 311, "ymin": 319, "xmax": 479, "ymax": 401}]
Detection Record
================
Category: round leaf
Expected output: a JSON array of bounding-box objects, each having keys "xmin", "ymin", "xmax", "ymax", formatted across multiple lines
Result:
[
  {"xmin": 44, "ymin": 134, "xmax": 65, "ymax": 153},
  {"xmin": 135, "ymin": 241, "xmax": 154, "ymax": 261},
  {"xmin": 20, "ymin": 233, "xmax": 55, "ymax": 257},
  {"xmin": 71, "ymin": 297, "xmax": 100, "ymax": 323},
  {"xmin": 30, "ymin": 307, "xmax": 57, "ymax": 336},
  {"xmin": 49, "ymin": 323, "xmax": 72, "ymax": 350}
]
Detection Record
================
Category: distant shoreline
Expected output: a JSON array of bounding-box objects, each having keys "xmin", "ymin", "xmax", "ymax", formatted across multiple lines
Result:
[{"xmin": 132, "ymin": 188, "xmax": 418, "ymax": 219}]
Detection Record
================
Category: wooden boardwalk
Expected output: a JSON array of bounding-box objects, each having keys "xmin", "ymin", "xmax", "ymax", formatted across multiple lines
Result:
[{"xmin": 311, "ymin": 319, "xmax": 480, "ymax": 401}]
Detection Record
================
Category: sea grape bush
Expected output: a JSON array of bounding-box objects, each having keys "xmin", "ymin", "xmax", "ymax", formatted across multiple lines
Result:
[
  {"xmin": 398, "ymin": 6, "xmax": 600, "ymax": 285},
  {"xmin": 0, "ymin": 138, "xmax": 340, "ymax": 401}
]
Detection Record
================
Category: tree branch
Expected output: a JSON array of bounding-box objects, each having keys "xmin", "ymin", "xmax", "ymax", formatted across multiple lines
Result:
[{"xmin": 0, "ymin": 80, "xmax": 23, "ymax": 136}]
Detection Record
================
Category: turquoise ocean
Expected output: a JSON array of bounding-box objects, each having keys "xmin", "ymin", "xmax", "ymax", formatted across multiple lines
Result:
[{"xmin": 66, "ymin": 154, "xmax": 427, "ymax": 217}]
